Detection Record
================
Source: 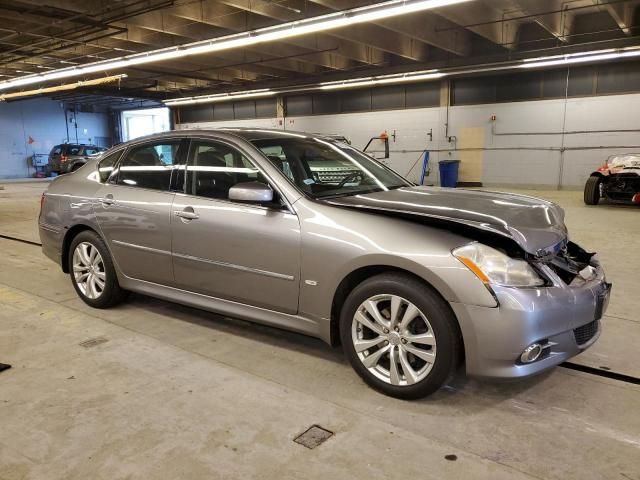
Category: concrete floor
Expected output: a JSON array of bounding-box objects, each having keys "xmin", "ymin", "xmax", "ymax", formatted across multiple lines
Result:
[{"xmin": 0, "ymin": 182, "xmax": 638, "ymax": 480}]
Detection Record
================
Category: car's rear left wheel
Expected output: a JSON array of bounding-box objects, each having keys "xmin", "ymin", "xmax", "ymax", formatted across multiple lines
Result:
[
  {"xmin": 68, "ymin": 231, "xmax": 127, "ymax": 308},
  {"xmin": 340, "ymin": 273, "xmax": 460, "ymax": 399}
]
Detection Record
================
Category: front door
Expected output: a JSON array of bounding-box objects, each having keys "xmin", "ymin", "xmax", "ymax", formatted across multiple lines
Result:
[
  {"xmin": 171, "ymin": 139, "xmax": 301, "ymax": 314},
  {"xmin": 94, "ymin": 138, "xmax": 186, "ymax": 285}
]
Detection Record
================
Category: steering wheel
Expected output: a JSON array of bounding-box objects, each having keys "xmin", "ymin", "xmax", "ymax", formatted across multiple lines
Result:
[{"xmin": 337, "ymin": 171, "xmax": 365, "ymax": 188}]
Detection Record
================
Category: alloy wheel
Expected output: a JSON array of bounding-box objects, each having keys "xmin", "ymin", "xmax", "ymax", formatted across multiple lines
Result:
[
  {"xmin": 72, "ymin": 242, "xmax": 106, "ymax": 299},
  {"xmin": 351, "ymin": 294, "xmax": 437, "ymax": 386}
]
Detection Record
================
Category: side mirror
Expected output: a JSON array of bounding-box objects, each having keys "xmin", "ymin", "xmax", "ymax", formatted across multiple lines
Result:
[{"xmin": 228, "ymin": 181, "xmax": 274, "ymax": 203}]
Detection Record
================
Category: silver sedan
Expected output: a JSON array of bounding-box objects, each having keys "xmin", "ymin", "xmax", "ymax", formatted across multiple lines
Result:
[{"xmin": 38, "ymin": 128, "xmax": 611, "ymax": 399}]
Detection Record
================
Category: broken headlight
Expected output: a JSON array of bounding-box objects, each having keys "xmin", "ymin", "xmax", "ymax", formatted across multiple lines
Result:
[{"xmin": 453, "ymin": 243, "xmax": 544, "ymax": 288}]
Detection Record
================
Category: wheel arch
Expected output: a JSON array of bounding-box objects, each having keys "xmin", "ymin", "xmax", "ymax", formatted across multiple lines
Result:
[
  {"xmin": 61, "ymin": 224, "xmax": 99, "ymax": 273},
  {"xmin": 329, "ymin": 265, "xmax": 463, "ymax": 354}
]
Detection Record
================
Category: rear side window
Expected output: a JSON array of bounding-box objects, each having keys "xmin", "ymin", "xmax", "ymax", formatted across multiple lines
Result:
[
  {"xmin": 50, "ymin": 146, "xmax": 62, "ymax": 156},
  {"xmin": 116, "ymin": 141, "xmax": 182, "ymax": 191},
  {"xmin": 67, "ymin": 145, "xmax": 82, "ymax": 155},
  {"xmin": 83, "ymin": 147, "xmax": 102, "ymax": 156},
  {"xmin": 97, "ymin": 150, "xmax": 123, "ymax": 183}
]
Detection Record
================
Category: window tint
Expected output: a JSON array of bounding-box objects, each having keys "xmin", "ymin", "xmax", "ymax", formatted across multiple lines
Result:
[
  {"xmin": 97, "ymin": 150, "xmax": 122, "ymax": 183},
  {"xmin": 259, "ymin": 145, "xmax": 295, "ymax": 182},
  {"xmin": 252, "ymin": 137, "xmax": 409, "ymax": 199},
  {"xmin": 186, "ymin": 141, "xmax": 268, "ymax": 200},
  {"xmin": 51, "ymin": 146, "xmax": 62, "ymax": 156},
  {"xmin": 67, "ymin": 145, "xmax": 82, "ymax": 155},
  {"xmin": 117, "ymin": 141, "xmax": 181, "ymax": 191}
]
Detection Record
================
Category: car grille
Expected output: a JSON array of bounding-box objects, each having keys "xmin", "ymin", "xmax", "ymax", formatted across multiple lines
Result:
[{"xmin": 574, "ymin": 320, "xmax": 599, "ymax": 346}]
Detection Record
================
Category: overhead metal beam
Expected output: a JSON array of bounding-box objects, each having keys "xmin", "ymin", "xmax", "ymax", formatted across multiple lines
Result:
[
  {"xmin": 218, "ymin": 0, "xmax": 429, "ymax": 61},
  {"xmin": 115, "ymin": 12, "xmax": 319, "ymax": 76},
  {"xmin": 436, "ymin": 1, "xmax": 520, "ymax": 49},
  {"xmin": 508, "ymin": 0, "xmax": 573, "ymax": 42},
  {"xmin": 306, "ymin": 0, "xmax": 470, "ymax": 56},
  {"xmin": 600, "ymin": 0, "xmax": 636, "ymax": 33},
  {"xmin": 168, "ymin": 1, "xmax": 383, "ymax": 68}
]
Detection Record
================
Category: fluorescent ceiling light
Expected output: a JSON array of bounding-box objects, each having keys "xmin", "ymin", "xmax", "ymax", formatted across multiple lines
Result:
[
  {"xmin": 0, "ymin": 74, "xmax": 126, "ymax": 102},
  {"xmin": 164, "ymin": 89, "xmax": 276, "ymax": 106},
  {"xmin": 164, "ymin": 70, "xmax": 445, "ymax": 105},
  {"xmin": 164, "ymin": 45, "xmax": 640, "ymax": 106},
  {"xmin": 521, "ymin": 47, "xmax": 640, "ymax": 68},
  {"xmin": 0, "ymin": 0, "xmax": 472, "ymax": 93},
  {"xmin": 320, "ymin": 70, "xmax": 445, "ymax": 89}
]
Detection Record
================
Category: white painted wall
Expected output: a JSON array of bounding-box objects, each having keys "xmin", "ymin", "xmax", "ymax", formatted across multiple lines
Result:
[
  {"xmin": 177, "ymin": 92, "xmax": 640, "ymax": 188},
  {"xmin": 0, "ymin": 98, "xmax": 110, "ymax": 178}
]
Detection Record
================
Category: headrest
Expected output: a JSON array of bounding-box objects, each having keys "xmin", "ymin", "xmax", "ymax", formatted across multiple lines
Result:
[
  {"xmin": 196, "ymin": 150, "xmax": 227, "ymax": 167},
  {"xmin": 131, "ymin": 150, "xmax": 158, "ymax": 166},
  {"xmin": 267, "ymin": 155, "xmax": 284, "ymax": 170}
]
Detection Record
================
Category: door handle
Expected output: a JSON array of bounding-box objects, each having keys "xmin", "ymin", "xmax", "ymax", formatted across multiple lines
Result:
[
  {"xmin": 174, "ymin": 208, "xmax": 199, "ymax": 220},
  {"xmin": 99, "ymin": 194, "xmax": 115, "ymax": 206}
]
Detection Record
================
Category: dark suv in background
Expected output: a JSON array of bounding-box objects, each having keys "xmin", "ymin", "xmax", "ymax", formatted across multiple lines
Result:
[{"xmin": 48, "ymin": 143, "xmax": 106, "ymax": 174}]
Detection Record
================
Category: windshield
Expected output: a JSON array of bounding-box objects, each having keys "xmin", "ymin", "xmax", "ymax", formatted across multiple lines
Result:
[{"xmin": 251, "ymin": 137, "xmax": 410, "ymax": 199}]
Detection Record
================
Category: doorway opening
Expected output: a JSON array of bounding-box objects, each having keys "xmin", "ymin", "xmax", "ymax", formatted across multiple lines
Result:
[{"xmin": 121, "ymin": 107, "xmax": 170, "ymax": 141}]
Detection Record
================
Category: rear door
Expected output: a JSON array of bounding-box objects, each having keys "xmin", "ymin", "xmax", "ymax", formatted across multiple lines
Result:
[
  {"xmin": 48, "ymin": 145, "xmax": 63, "ymax": 171},
  {"xmin": 93, "ymin": 137, "xmax": 187, "ymax": 285},
  {"xmin": 170, "ymin": 138, "xmax": 301, "ymax": 314}
]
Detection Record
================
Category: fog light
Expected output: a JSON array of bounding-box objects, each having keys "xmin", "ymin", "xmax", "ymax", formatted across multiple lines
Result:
[{"xmin": 520, "ymin": 343, "xmax": 543, "ymax": 364}]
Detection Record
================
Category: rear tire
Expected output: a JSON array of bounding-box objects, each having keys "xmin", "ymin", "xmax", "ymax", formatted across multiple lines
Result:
[
  {"xmin": 340, "ymin": 273, "xmax": 460, "ymax": 400},
  {"xmin": 68, "ymin": 231, "xmax": 127, "ymax": 309},
  {"xmin": 584, "ymin": 175, "xmax": 602, "ymax": 205}
]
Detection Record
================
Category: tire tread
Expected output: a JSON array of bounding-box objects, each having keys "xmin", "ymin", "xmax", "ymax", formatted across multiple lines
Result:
[{"xmin": 584, "ymin": 175, "xmax": 601, "ymax": 205}]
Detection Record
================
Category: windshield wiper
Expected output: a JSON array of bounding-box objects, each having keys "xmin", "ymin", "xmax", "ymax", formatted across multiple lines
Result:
[{"xmin": 317, "ymin": 188, "xmax": 384, "ymax": 200}]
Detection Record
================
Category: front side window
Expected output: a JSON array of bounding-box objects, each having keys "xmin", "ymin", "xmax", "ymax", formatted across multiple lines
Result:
[
  {"xmin": 185, "ymin": 141, "xmax": 268, "ymax": 200},
  {"xmin": 116, "ymin": 141, "xmax": 181, "ymax": 191},
  {"xmin": 251, "ymin": 137, "xmax": 410, "ymax": 199}
]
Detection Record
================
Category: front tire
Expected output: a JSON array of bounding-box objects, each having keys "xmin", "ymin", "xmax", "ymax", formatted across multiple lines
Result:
[
  {"xmin": 68, "ymin": 231, "xmax": 127, "ymax": 308},
  {"xmin": 584, "ymin": 175, "xmax": 602, "ymax": 205},
  {"xmin": 340, "ymin": 273, "xmax": 460, "ymax": 400}
]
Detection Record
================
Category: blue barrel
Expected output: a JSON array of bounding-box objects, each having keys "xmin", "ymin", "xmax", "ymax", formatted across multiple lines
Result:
[{"xmin": 438, "ymin": 160, "xmax": 460, "ymax": 188}]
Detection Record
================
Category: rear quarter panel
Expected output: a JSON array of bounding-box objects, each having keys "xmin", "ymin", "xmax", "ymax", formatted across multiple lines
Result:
[{"xmin": 39, "ymin": 161, "xmax": 104, "ymax": 267}]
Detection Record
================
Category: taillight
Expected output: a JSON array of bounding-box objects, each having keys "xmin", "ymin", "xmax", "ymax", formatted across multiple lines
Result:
[{"xmin": 60, "ymin": 155, "xmax": 68, "ymax": 163}]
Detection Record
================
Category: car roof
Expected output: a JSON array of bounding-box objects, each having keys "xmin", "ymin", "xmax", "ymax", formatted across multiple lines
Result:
[
  {"xmin": 55, "ymin": 143, "xmax": 100, "ymax": 149},
  {"xmin": 125, "ymin": 128, "xmax": 342, "ymax": 144}
]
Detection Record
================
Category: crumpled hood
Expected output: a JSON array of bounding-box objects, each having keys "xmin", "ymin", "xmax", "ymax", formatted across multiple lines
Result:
[{"xmin": 326, "ymin": 186, "xmax": 568, "ymax": 256}]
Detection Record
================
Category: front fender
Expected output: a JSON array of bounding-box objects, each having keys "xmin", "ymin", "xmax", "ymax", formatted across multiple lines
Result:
[{"xmin": 295, "ymin": 199, "xmax": 498, "ymax": 323}]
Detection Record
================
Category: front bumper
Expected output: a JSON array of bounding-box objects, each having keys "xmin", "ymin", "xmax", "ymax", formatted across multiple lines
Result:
[{"xmin": 450, "ymin": 263, "xmax": 611, "ymax": 379}]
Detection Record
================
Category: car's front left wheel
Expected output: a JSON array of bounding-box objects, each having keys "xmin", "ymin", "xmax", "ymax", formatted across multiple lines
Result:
[
  {"xmin": 340, "ymin": 273, "xmax": 461, "ymax": 399},
  {"xmin": 68, "ymin": 230, "xmax": 127, "ymax": 308},
  {"xmin": 584, "ymin": 175, "xmax": 602, "ymax": 205}
]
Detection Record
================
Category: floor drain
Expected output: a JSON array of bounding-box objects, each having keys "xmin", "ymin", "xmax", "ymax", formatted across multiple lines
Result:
[
  {"xmin": 294, "ymin": 425, "xmax": 333, "ymax": 449},
  {"xmin": 79, "ymin": 337, "xmax": 109, "ymax": 348}
]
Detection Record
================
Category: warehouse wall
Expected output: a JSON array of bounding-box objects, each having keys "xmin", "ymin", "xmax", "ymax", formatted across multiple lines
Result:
[
  {"xmin": 177, "ymin": 91, "xmax": 640, "ymax": 188},
  {"xmin": 0, "ymin": 98, "xmax": 110, "ymax": 179}
]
